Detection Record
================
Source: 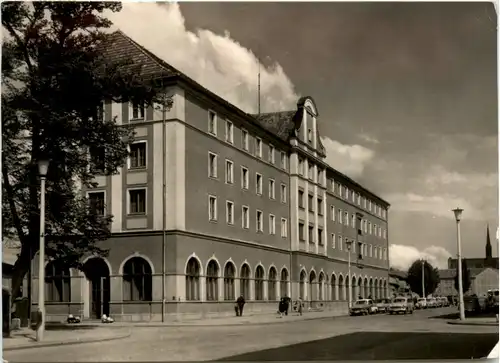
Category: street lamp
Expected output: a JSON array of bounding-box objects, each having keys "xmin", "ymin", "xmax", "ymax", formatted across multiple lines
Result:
[
  {"xmin": 37, "ymin": 159, "xmax": 49, "ymax": 341},
  {"xmin": 452, "ymin": 207, "xmax": 465, "ymax": 321},
  {"xmin": 346, "ymin": 239, "xmax": 353, "ymax": 309},
  {"xmin": 421, "ymin": 259, "xmax": 426, "ymax": 298}
]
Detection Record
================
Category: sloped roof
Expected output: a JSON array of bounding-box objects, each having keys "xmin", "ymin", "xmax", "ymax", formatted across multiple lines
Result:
[
  {"xmin": 251, "ymin": 111, "xmax": 299, "ymax": 141},
  {"xmin": 438, "ymin": 268, "xmax": 490, "ymax": 280}
]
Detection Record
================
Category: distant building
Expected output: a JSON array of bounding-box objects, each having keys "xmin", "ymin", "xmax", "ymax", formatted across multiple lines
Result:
[
  {"xmin": 448, "ymin": 225, "xmax": 499, "ymax": 270},
  {"xmin": 435, "ymin": 267, "xmax": 499, "ymax": 297},
  {"xmin": 388, "ymin": 269, "xmax": 410, "ymax": 297}
]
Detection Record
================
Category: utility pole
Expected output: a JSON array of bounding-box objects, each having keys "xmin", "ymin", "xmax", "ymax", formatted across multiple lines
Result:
[{"xmin": 421, "ymin": 259, "xmax": 425, "ymax": 298}]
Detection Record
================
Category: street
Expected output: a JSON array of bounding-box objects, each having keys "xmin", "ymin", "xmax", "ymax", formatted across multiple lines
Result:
[{"xmin": 4, "ymin": 308, "xmax": 498, "ymax": 361}]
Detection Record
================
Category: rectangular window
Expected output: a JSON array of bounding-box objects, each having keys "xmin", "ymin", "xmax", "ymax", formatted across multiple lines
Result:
[
  {"xmin": 208, "ymin": 110, "xmax": 217, "ymax": 135},
  {"xmin": 338, "ymin": 183, "xmax": 342, "ymax": 197},
  {"xmin": 298, "ymin": 158, "xmax": 304, "ymax": 175},
  {"xmin": 369, "ymin": 244, "xmax": 373, "ymax": 257},
  {"xmin": 280, "ymin": 151, "xmax": 287, "ymax": 170},
  {"xmin": 256, "ymin": 210, "xmax": 263, "ymax": 232},
  {"xmin": 369, "ymin": 200, "xmax": 372, "ymax": 211},
  {"xmin": 225, "ymin": 160, "xmax": 234, "ymax": 184},
  {"xmin": 129, "ymin": 142, "xmax": 147, "ymax": 169},
  {"xmin": 363, "ymin": 197, "xmax": 367, "ymax": 209},
  {"xmin": 88, "ymin": 191, "xmax": 105, "ymax": 216},
  {"xmin": 308, "ymin": 225, "xmax": 314, "ymax": 243},
  {"xmin": 330, "ymin": 206, "xmax": 335, "ymax": 221},
  {"xmin": 338, "ymin": 209, "xmax": 343, "ymax": 224},
  {"xmin": 299, "ymin": 222, "xmax": 305, "ymax": 241},
  {"xmin": 208, "ymin": 195, "xmax": 217, "ymax": 221},
  {"xmin": 308, "ymin": 194, "xmax": 314, "ymax": 212},
  {"xmin": 345, "ymin": 186, "xmax": 349, "ymax": 200},
  {"xmin": 241, "ymin": 129, "xmax": 249, "ymax": 150},
  {"xmin": 269, "ymin": 179, "xmax": 276, "ymax": 199},
  {"xmin": 383, "ymin": 248, "xmax": 387, "ymax": 260},
  {"xmin": 351, "ymin": 214, "xmax": 355, "ymax": 228},
  {"xmin": 131, "ymin": 101, "xmax": 145, "ymax": 120},
  {"xmin": 256, "ymin": 173, "xmax": 263, "ymax": 195},
  {"xmin": 225, "ymin": 120, "xmax": 233, "ymax": 143},
  {"xmin": 374, "ymin": 247, "xmax": 378, "ymax": 259},
  {"xmin": 338, "ymin": 235, "xmax": 343, "ymax": 251},
  {"xmin": 269, "ymin": 145, "xmax": 275, "ymax": 164},
  {"xmin": 344, "ymin": 211, "xmax": 349, "ymax": 226},
  {"xmin": 226, "ymin": 201, "xmax": 234, "ymax": 225},
  {"xmin": 269, "ymin": 214, "xmax": 276, "ymax": 235},
  {"xmin": 331, "ymin": 233, "xmax": 336, "ymax": 249},
  {"xmin": 208, "ymin": 152, "xmax": 218, "ymax": 178},
  {"xmin": 318, "ymin": 198, "xmax": 323, "ymax": 215},
  {"xmin": 255, "ymin": 137, "xmax": 262, "ymax": 158},
  {"xmin": 330, "ymin": 179, "xmax": 335, "ymax": 193},
  {"xmin": 369, "ymin": 222, "xmax": 372, "ymax": 234},
  {"xmin": 281, "ymin": 218, "xmax": 288, "ymax": 238},
  {"xmin": 317, "ymin": 169, "xmax": 322, "ymax": 185},
  {"xmin": 242, "ymin": 206, "xmax": 249, "ymax": 229},
  {"xmin": 128, "ymin": 188, "xmax": 146, "ymax": 215},
  {"xmin": 383, "ymin": 229, "xmax": 387, "ymax": 239},
  {"xmin": 308, "ymin": 165, "xmax": 314, "ymax": 181},
  {"xmin": 298, "ymin": 190, "xmax": 305, "ymax": 208},
  {"xmin": 357, "ymin": 193, "xmax": 361, "ymax": 205},
  {"xmin": 280, "ymin": 184, "xmax": 287, "ymax": 203},
  {"xmin": 89, "ymin": 146, "xmax": 106, "ymax": 173},
  {"xmin": 318, "ymin": 228, "xmax": 323, "ymax": 245},
  {"xmin": 241, "ymin": 167, "xmax": 249, "ymax": 189},
  {"xmin": 351, "ymin": 190, "xmax": 355, "ymax": 202}
]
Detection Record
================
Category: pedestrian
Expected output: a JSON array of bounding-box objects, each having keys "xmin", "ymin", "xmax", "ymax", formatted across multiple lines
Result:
[
  {"xmin": 298, "ymin": 297, "xmax": 303, "ymax": 316},
  {"xmin": 234, "ymin": 300, "xmax": 239, "ymax": 316},
  {"xmin": 236, "ymin": 294, "xmax": 246, "ymax": 317},
  {"xmin": 278, "ymin": 298, "xmax": 286, "ymax": 318},
  {"xmin": 284, "ymin": 295, "xmax": 290, "ymax": 316}
]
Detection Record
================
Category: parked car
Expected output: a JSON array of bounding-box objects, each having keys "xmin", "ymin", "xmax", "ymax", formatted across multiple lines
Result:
[
  {"xmin": 416, "ymin": 298, "xmax": 427, "ymax": 309},
  {"xmin": 375, "ymin": 298, "xmax": 391, "ymax": 313},
  {"xmin": 389, "ymin": 297, "xmax": 414, "ymax": 315},
  {"xmin": 350, "ymin": 299, "xmax": 377, "ymax": 316},
  {"xmin": 440, "ymin": 297, "xmax": 449, "ymax": 307},
  {"xmin": 427, "ymin": 297, "xmax": 438, "ymax": 308}
]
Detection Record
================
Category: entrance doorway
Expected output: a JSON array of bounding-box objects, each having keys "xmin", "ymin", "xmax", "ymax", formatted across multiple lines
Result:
[{"xmin": 83, "ymin": 258, "xmax": 110, "ymax": 319}]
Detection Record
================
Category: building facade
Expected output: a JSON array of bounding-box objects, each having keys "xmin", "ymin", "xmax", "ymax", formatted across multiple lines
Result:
[
  {"xmin": 31, "ymin": 31, "xmax": 391, "ymax": 322},
  {"xmin": 448, "ymin": 225, "xmax": 499, "ymax": 270},
  {"xmin": 435, "ymin": 267, "xmax": 499, "ymax": 298}
]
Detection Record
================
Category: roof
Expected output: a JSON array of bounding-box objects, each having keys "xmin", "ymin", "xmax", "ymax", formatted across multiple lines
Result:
[
  {"xmin": 389, "ymin": 269, "xmax": 407, "ymax": 279},
  {"xmin": 438, "ymin": 267, "xmax": 495, "ymax": 280},
  {"xmin": 251, "ymin": 110, "xmax": 300, "ymax": 141}
]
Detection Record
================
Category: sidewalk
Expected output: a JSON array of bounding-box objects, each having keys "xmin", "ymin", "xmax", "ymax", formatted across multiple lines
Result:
[
  {"xmin": 3, "ymin": 326, "xmax": 131, "ymax": 351},
  {"xmin": 447, "ymin": 316, "xmax": 499, "ymax": 327}
]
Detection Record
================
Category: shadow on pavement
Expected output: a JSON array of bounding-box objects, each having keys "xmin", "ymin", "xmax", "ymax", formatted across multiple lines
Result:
[
  {"xmin": 45, "ymin": 324, "xmax": 98, "ymax": 331},
  {"xmin": 217, "ymin": 332, "xmax": 498, "ymax": 360}
]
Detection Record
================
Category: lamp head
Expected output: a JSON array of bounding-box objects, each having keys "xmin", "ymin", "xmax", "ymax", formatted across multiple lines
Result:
[
  {"xmin": 37, "ymin": 159, "xmax": 49, "ymax": 177},
  {"xmin": 346, "ymin": 239, "xmax": 353, "ymax": 251},
  {"xmin": 452, "ymin": 207, "xmax": 463, "ymax": 222}
]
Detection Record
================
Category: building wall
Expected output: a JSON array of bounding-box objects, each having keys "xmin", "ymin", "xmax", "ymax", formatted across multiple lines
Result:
[{"xmin": 471, "ymin": 268, "xmax": 499, "ymax": 296}]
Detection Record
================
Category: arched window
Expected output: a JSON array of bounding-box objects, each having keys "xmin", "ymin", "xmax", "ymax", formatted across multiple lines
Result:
[
  {"xmin": 268, "ymin": 267, "xmax": 277, "ymax": 301},
  {"xmin": 122, "ymin": 257, "xmax": 152, "ymax": 301},
  {"xmin": 338, "ymin": 275, "xmax": 344, "ymax": 300},
  {"xmin": 45, "ymin": 261, "xmax": 71, "ymax": 302},
  {"xmin": 319, "ymin": 272, "xmax": 325, "ymax": 300},
  {"xmin": 331, "ymin": 274, "xmax": 337, "ymax": 300},
  {"xmin": 255, "ymin": 266, "xmax": 265, "ymax": 300},
  {"xmin": 309, "ymin": 270, "xmax": 317, "ymax": 301},
  {"xmin": 280, "ymin": 268, "xmax": 288, "ymax": 298},
  {"xmin": 299, "ymin": 270, "xmax": 307, "ymax": 299},
  {"xmin": 186, "ymin": 257, "xmax": 200, "ymax": 301},
  {"xmin": 240, "ymin": 264, "xmax": 250, "ymax": 299},
  {"xmin": 206, "ymin": 260, "xmax": 219, "ymax": 301},
  {"xmin": 224, "ymin": 263, "xmax": 235, "ymax": 301}
]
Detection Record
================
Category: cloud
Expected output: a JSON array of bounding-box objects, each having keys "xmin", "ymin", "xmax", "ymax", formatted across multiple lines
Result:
[
  {"xmin": 106, "ymin": 3, "xmax": 298, "ymax": 113},
  {"xmin": 321, "ymin": 136, "xmax": 375, "ymax": 178},
  {"xmin": 389, "ymin": 244, "xmax": 452, "ymax": 271},
  {"xmin": 358, "ymin": 133, "xmax": 380, "ymax": 144},
  {"xmin": 424, "ymin": 165, "xmax": 497, "ymax": 189}
]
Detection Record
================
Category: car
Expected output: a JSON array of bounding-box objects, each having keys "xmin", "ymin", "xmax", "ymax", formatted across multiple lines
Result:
[
  {"xmin": 375, "ymin": 298, "xmax": 391, "ymax": 313},
  {"xmin": 427, "ymin": 297, "xmax": 438, "ymax": 308},
  {"xmin": 416, "ymin": 298, "xmax": 427, "ymax": 309},
  {"xmin": 440, "ymin": 297, "xmax": 449, "ymax": 307},
  {"xmin": 389, "ymin": 297, "xmax": 414, "ymax": 315},
  {"xmin": 350, "ymin": 299, "xmax": 377, "ymax": 316}
]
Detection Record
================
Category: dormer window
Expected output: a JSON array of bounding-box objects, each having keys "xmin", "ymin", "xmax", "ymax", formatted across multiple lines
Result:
[{"xmin": 308, "ymin": 128, "xmax": 313, "ymax": 143}]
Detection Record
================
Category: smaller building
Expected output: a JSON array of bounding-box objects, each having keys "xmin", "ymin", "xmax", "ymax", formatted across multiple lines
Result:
[
  {"xmin": 435, "ymin": 267, "xmax": 499, "ymax": 297},
  {"xmin": 388, "ymin": 269, "xmax": 410, "ymax": 297}
]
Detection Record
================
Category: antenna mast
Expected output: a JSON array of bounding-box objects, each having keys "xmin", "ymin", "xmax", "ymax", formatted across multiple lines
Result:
[{"xmin": 258, "ymin": 60, "xmax": 261, "ymax": 115}]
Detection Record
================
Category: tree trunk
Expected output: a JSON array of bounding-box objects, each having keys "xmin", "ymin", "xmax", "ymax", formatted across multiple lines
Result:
[{"xmin": 10, "ymin": 243, "xmax": 34, "ymax": 305}]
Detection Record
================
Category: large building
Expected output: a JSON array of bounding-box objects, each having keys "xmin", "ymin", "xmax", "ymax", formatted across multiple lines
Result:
[{"xmin": 31, "ymin": 31, "xmax": 390, "ymax": 322}]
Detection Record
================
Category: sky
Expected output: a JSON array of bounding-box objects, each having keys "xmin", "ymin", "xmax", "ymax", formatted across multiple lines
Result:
[{"xmin": 106, "ymin": 2, "xmax": 498, "ymax": 271}]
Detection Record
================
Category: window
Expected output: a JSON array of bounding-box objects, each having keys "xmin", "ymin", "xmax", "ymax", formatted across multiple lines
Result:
[
  {"xmin": 256, "ymin": 173, "xmax": 263, "ymax": 195},
  {"xmin": 357, "ymin": 193, "xmax": 361, "ymax": 205},
  {"xmin": 256, "ymin": 210, "xmax": 263, "ymax": 232},
  {"xmin": 224, "ymin": 263, "xmax": 235, "ymax": 301},
  {"xmin": 269, "ymin": 214, "xmax": 276, "ymax": 235},
  {"xmin": 363, "ymin": 197, "xmax": 367, "ymax": 209},
  {"xmin": 369, "ymin": 244, "xmax": 373, "ymax": 257},
  {"xmin": 298, "ymin": 158, "xmax": 304, "ymax": 175},
  {"xmin": 318, "ymin": 228, "xmax": 323, "ymax": 245},
  {"xmin": 226, "ymin": 201, "xmax": 234, "ymax": 225},
  {"xmin": 308, "ymin": 194, "xmax": 314, "ymax": 212},
  {"xmin": 299, "ymin": 222, "xmax": 305, "ymax": 241},
  {"xmin": 374, "ymin": 247, "xmax": 378, "ymax": 259},
  {"xmin": 129, "ymin": 142, "xmax": 147, "ymax": 169},
  {"xmin": 369, "ymin": 222, "xmax": 372, "ymax": 234},
  {"xmin": 308, "ymin": 165, "xmax": 314, "ymax": 181},
  {"xmin": 351, "ymin": 214, "xmax": 355, "ymax": 228},
  {"xmin": 351, "ymin": 190, "xmax": 355, "ymax": 202},
  {"xmin": 369, "ymin": 200, "xmax": 372, "ymax": 211},
  {"xmin": 330, "ymin": 205, "xmax": 335, "ymax": 221},
  {"xmin": 186, "ymin": 258, "xmax": 200, "ymax": 301},
  {"xmin": 308, "ymin": 225, "xmax": 314, "ymax": 243},
  {"xmin": 240, "ymin": 264, "xmax": 250, "ymax": 299},
  {"xmin": 208, "ymin": 110, "xmax": 217, "ymax": 135},
  {"xmin": 241, "ymin": 129, "xmax": 249, "ymax": 150},
  {"xmin": 308, "ymin": 128, "xmax": 313, "ymax": 143},
  {"xmin": 383, "ymin": 229, "xmax": 387, "ymax": 239},
  {"xmin": 281, "ymin": 218, "xmax": 288, "ymax": 238},
  {"xmin": 269, "ymin": 179, "xmax": 276, "ymax": 199},
  {"xmin": 241, "ymin": 167, "xmax": 249, "ymax": 189},
  {"xmin": 330, "ymin": 179, "xmax": 335, "ymax": 193},
  {"xmin": 280, "ymin": 151, "xmax": 287, "ymax": 170},
  {"xmin": 344, "ymin": 211, "xmax": 349, "ymax": 226},
  {"xmin": 268, "ymin": 267, "xmax": 277, "ymax": 300},
  {"xmin": 128, "ymin": 188, "xmax": 146, "ymax": 214},
  {"xmin": 280, "ymin": 269, "xmax": 288, "ymax": 298},
  {"xmin": 338, "ymin": 235, "xmax": 343, "ymax": 250},
  {"xmin": 225, "ymin": 120, "xmax": 233, "ymax": 143},
  {"xmin": 206, "ymin": 260, "xmax": 219, "ymax": 301},
  {"xmin": 123, "ymin": 257, "xmax": 152, "ymax": 301},
  {"xmin": 331, "ymin": 233, "xmax": 336, "ymax": 249},
  {"xmin": 90, "ymin": 146, "xmax": 106, "ymax": 173},
  {"xmin": 209, "ymin": 195, "xmax": 217, "ymax": 221},
  {"xmin": 345, "ymin": 186, "xmax": 349, "ymax": 200},
  {"xmin": 208, "ymin": 152, "xmax": 217, "ymax": 178},
  {"xmin": 131, "ymin": 101, "xmax": 145, "ymax": 120},
  {"xmin": 269, "ymin": 145, "xmax": 275, "ymax": 163},
  {"xmin": 317, "ymin": 169, "xmax": 322, "ymax": 185},
  {"xmin": 318, "ymin": 198, "xmax": 323, "ymax": 215},
  {"xmin": 96, "ymin": 101, "xmax": 105, "ymax": 121},
  {"xmin": 255, "ymin": 266, "xmax": 265, "ymax": 300},
  {"xmin": 88, "ymin": 191, "xmax": 105, "ymax": 216},
  {"xmin": 337, "ymin": 183, "xmax": 342, "ymax": 197},
  {"xmin": 338, "ymin": 209, "xmax": 343, "ymax": 224},
  {"xmin": 255, "ymin": 137, "xmax": 263, "ymax": 158},
  {"xmin": 225, "ymin": 159, "xmax": 234, "ymax": 184},
  {"xmin": 299, "ymin": 190, "xmax": 305, "ymax": 208},
  {"xmin": 242, "ymin": 205, "xmax": 249, "ymax": 229},
  {"xmin": 383, "ymin": 248, "xmax": 387, "ymax": 260},
  {"xmin": 281, "ymin": 184, "xmax": 287, "ymax": 203},
  {"xmin": 45, "ymin": 261, "xmax": 71, "ymax": 302}
]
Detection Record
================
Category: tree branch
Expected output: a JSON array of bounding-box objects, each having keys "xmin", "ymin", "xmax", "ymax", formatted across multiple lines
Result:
[
  {"xmin": 2, "ymin": 164, "xmax": 26, "ymax": 244},
  {"xmin": 3, "ymin": 21, "xmax": 35, "ymax": 76}
]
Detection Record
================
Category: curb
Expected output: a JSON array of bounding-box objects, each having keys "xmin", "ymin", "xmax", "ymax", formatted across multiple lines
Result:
[
  {"xmin": 447, "ymin": 320, "xmax": 498, "ymax": 327},
  {"xmin": 3, "ymin": 330, "xmax": 131, "ymax": 352}
]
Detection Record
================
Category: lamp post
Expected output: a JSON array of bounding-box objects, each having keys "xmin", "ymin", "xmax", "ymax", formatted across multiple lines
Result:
[
  {"xmin": 452, "ymin": 207, "xmax": 465, "ymax": 321},
  {"xmin": 37, "ymin": 159, "xmax": 49, "ymax": 341},
  {"xmin": 421, "ymin": 259, "xmax": 425, "ymax": 299},
  {"xmin": 346, "ymin": 239, "xmax": 353, "ymax": 309}
]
